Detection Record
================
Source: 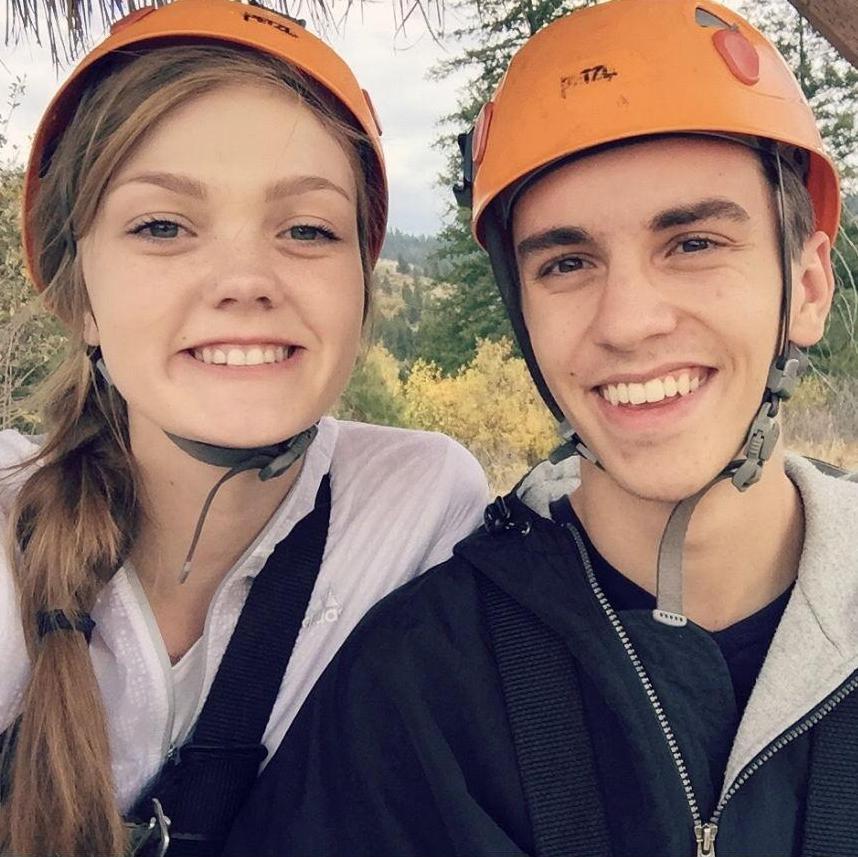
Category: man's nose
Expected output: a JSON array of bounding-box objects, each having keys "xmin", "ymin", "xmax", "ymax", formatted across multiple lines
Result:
[{"xmin": 588, "ymin": 261, "xmax": 679, "ymax": 351}]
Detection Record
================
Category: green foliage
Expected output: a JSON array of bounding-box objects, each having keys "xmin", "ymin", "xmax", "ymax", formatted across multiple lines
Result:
[
  {"xmin": 415, "ymin": 209, "xmax": 514, "ymax": 373},
  {"xmin": 0, "ymin": 167, "xmax": 67, "ymax": 431},
  {"xmin": 335, "ymin": 345, "xmax": 405, "ymax": 426},
  {"xmin": 375, "ymin": 313, "xmax": 416, "ymax": 362}
]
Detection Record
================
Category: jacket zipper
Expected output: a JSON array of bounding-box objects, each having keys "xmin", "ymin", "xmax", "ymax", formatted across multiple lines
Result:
[
  {"xmin": 125, "ymin": 567, "xmax": 177, "ymax": 760},
  {"xmin": 565, "ymin": 523, "xmax": 858, "ymax": 857}
]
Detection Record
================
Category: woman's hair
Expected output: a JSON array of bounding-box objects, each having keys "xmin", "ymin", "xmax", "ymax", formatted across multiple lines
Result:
[{"xmin": 2, "ymin": 44, "xmax": 381, "ymax": 857}]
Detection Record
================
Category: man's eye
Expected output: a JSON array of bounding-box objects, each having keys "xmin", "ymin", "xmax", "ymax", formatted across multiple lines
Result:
[
  {"xmin": 677, "ymin": 237, "xmax": 716, "ymax": 253},
  {"xmin": 131, "ymin": 220, "xmax": 181, "ymax": 240},
  {"xmin": 287, "ymin": 225, "xmax": 337, "ymax": 242},
  {"xmin": 541, "ymin": 256, "xmax": 585, "ymax": 276}
]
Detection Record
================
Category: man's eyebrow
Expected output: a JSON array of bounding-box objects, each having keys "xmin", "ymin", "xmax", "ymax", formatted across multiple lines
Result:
[
  {"xmin": 265, "ymin": 175, "xmax": 353, "ymax": 203},
  {"xmin": 516, "ymin": 226, "xmax": 594, "ymax": 260},
  {"xmin": 649, "ymin": 198, "xmax": 750, "ymax": 231},
  {"xmin": 114, "ymin": 171, "xmax": 207, "ymax": 199}
]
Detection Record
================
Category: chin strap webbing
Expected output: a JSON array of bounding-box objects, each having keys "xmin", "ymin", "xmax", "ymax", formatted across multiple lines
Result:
[
  {"xmin": 167, "ymin": 427, "xmax": 318, "ymax": 583},
  {"xmin": 92, "ymin": 346, "xmax": 319, "ymax": 585},
  {"xmin": 652, "ymin": 469, "xmax": 737, "ymax": 627}
]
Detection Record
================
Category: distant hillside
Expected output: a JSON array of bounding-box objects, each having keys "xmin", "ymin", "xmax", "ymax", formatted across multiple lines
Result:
[
  {"xmin": 380, "ymin": 229, "xmax": 451, "ymax": 279},
  {"xmin": 370, "ymin": 257, "xmax": 450, "ymax": 365}
]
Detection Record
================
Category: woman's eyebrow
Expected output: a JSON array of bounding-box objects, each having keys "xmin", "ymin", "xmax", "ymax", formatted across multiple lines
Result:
[
  {"xmin": 112, "ymin": 171, "xmax": 207, "ymax": 199},
  {"xmin": 109, "ymin": 172, "xmax": 353, "ymax": 204},
  {"xmin": 649, "ymin": 198, "xmax": 751, "ymax": 231},
  {"xmin": 264, "ymin": 175, "xmax": 353, "ymax": 203}
]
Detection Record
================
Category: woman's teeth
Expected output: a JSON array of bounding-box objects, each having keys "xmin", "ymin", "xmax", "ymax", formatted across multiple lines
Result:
[
  {"xmin": 599, "ymin": 370, "xmax": 706, "ymax": 407},
  {"xmin": 191, "ymin": 345, "xmax": 296, "ymax": 366}
]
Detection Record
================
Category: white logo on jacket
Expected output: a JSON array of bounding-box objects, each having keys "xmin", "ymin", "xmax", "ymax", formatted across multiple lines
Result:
[{"xmin": 302, "ymin": 588, "xmax": 342, "ymax": 629}]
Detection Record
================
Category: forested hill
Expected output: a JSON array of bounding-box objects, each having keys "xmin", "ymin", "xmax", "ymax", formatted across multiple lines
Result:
[{"xmin": 380, "ymin": 229, "xmax": 450, "ymax": 279}]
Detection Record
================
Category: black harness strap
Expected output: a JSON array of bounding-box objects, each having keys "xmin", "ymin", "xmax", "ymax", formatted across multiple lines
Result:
[
  {"xmin": 477, "ymin": 572, "xmax": 611, "ymax": 857},
  {"xmin": 802, "ymin": 680, "xmax": 858, "ymax": 857},
  {"xmin": 128, "ymin": 473, "xmax": 332, "ymax": 857}
]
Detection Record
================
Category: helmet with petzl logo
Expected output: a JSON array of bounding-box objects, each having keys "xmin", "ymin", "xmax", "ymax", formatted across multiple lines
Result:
[
  {"xmin": 455, "ymin": 0, "xmax": 840, "ymax": 425},
  {"xmin": 22, "ymin": 0, "xmax": 387, "ymax": 293}
]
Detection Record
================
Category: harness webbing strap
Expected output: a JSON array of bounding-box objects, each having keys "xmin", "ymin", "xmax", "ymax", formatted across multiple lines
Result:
[
  {"xmin": 128, "ymin": 474, "xmax": 332, "ymax": 856},
  {"xmin": 802, "ymin": 682, "xmax": 858, "ymax": 857},
  {"xmin": 477, "ymin": 572, "xmax": 611, "ymax": 857}
]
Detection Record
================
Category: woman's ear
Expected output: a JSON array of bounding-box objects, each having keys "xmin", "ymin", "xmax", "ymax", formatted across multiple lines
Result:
[
  {"xmin": 788, "ymin": 230, "xmax": 835, "ymax": 348},
  {"xmin": 83, "ymin": 311, "xmax": 100, "ymax": 347}
]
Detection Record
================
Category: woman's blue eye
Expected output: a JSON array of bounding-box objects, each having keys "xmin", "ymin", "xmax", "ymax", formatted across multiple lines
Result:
[
  {"xmin": 132, "ymin": 220, "xmax": 180, "ymax": 240},
  {"xmin": 288, "ymin": 225, "xmax": 337, "ymax": 241}
]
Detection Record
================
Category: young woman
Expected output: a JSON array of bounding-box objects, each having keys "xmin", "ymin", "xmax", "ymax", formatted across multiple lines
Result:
[{"xmin": 0, "ymin": 2, "xmax": 488, "ymax": 854}]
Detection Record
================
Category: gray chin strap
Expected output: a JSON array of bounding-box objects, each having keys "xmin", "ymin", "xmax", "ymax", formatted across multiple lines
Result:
[
  {"xmin": 652, "ymin": 346, "xmax": 806, "ymax": 626},
  {"xmin": 166, "ymin": 427, "xmax": 318, "ymax": 584},
  {"xmin": 93, "ymin": 351, "xmax": 317, "ymax": 584}
]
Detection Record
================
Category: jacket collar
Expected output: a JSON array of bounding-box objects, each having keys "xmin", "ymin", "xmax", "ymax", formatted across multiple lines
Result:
[
  {"xmin": 724, "ymin": 455, "xmax": 858, "ymax": 791},
  {"xmin": 460, "ymin": 452, "xmax": 858, "ymax": 795}
]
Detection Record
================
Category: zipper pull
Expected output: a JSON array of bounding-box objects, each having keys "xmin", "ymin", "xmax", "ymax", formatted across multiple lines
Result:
[{"xmin": 694, "ymin": 822, "xmax": 718, "ymax": 857}]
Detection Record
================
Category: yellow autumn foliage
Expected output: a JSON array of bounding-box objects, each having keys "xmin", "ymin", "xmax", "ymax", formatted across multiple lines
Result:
[
  {"xmin": 339, "ymin": 340, "xmax": 858, "ymax": 491},
  {"xmin": 402, "ymin": 338, "xmax": 557, "ymax": 491}
]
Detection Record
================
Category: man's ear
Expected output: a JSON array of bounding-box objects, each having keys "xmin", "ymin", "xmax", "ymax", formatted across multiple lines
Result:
[
  {"xmin": 83, "ymin": 311, "xmax": 100, "ymax": 347},
  {"xmin": 788, "ymin": 230, "xmax": 835, "ymax": 348}
]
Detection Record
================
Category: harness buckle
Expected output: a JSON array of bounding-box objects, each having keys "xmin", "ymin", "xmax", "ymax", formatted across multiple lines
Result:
[{"xmin": 127, "ymin": 798, "xmax": 171, "ymax": 857}]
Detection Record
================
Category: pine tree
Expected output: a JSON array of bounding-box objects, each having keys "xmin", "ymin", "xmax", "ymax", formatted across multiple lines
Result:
[{"xmin": 421, "ymin": 0, "xmax": 600, "ymax": 373}]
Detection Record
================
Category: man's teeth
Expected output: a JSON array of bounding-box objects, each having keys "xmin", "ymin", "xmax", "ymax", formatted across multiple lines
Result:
[
  {"xmin": 192, "ymin": 345, "xmax": 295, "ymax": 366},
  {"xmin": 600, "ymin": 371, "xmax": 704, "ymax": 406}
]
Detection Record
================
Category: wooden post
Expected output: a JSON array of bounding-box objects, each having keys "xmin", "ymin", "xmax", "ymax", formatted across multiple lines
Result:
[{"xmin": 787, "ymin": 0, "xmax": 858, "ymax": 66}]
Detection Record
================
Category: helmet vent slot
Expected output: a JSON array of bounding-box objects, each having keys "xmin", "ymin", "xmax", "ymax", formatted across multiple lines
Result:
[{"xmin": 695, "ymin": 8, "xmax": 730, "ymax": 29}]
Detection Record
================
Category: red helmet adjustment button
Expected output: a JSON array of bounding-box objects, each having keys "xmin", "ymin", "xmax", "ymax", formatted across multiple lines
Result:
[{"xmin": 713, "ymin": 27, "xmax": 760, "ymax": 86}]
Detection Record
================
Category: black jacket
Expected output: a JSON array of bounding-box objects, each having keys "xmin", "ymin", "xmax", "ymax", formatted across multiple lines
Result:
[{"xmin": 224, "ymin": 455, "xmax": 858, "ymax": 857}]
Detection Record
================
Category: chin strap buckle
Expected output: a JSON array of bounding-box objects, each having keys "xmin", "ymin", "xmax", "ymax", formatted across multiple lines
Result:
[
  {"xmin": 731, "ymin": 401, "xmax": 780, "ymax": 491},
  {"xmin": 549, "ymin": 420, "xmax": 601, "ymax": 466},
  {"xmin": 766, "ymin": 345, "xmax": 808, "ymax": 401},
  {"xmin": 258, "ymin": 426, "xmax": 318, "ymax": 480},
  {"xmin": 731, "ymin": 345, "xmax": 807, "ymax": 492}
]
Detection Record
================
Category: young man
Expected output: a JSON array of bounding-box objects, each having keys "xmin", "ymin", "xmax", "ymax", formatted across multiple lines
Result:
[{"xmin": 224, "ymin": 2, "xmax": 858, "ymax": 855}]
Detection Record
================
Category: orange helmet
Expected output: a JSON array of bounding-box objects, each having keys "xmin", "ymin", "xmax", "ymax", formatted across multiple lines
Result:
[
  {"xmin": 455, "ymin": 0, "xmax": 842, "ymax": 427},
  {"xmin": 462, "ymin": 0, "xmax": 840, "ymax": 247},
  {"xmin": 22, "ymin": 0, "xmax": 387, "ymax": 292}
]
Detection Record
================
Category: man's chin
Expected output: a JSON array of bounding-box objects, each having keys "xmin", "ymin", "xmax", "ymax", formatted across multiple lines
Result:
[{"xmin": 584, "ymin": 451, "xmax": 739, "ymax": 506}]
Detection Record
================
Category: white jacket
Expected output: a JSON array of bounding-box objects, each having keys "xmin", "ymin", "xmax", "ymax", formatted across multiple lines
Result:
[{"xmin": 0, "ymin": 417, "xmax": 489, "ymax": 810}]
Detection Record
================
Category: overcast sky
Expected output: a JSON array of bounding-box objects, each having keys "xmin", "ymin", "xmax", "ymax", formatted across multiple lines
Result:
[{"xmin": 0, "ymin": 2, "xmax": 472, "ymax": 236}]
